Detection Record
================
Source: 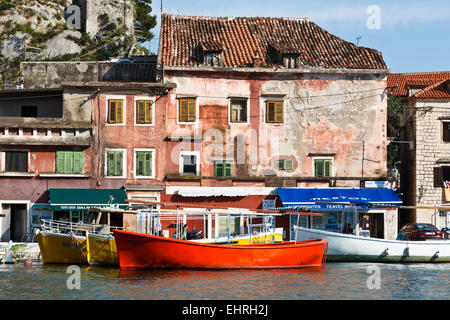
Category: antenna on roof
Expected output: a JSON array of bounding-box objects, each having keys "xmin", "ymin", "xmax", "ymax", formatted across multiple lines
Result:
[{"xmin": 356, "ymin": 36, "xmax": 362, "ymax": 46}]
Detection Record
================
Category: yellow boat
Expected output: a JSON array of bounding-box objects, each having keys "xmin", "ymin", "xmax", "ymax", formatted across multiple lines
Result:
[
  {"xmin": 36, "ymin": 230, "xmax": 88, "ymax": 264},
  {"xmin": 86, "ymin": 233, "xmax": 118, "ymax": 266}
]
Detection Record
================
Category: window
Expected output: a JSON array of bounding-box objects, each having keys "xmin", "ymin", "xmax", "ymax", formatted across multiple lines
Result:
[
  {"xmin": 179, "ymin": 98, "xmax": 196, "ymax": 122},
  {"xmin": 5, "ymin": 151, "xmax": 28, "ymax": 172},
  {"xmin": 106, "ymin": 150, "xmax": 125, "ymax": 177},
  {"xmin": 443, "ymin": 122, "xmax": 450, "ymax": 142},
  {"xmin": 275, "ymin": 159, "xmax": 293, "ymax": 170},
  {"xmin": 266, "ymin": 101, "xmax": 283, "ymax": 123},
  {"xmin": 230, "ymin": 100, "xmax": 248, "ymax": 123},
  {"xmin": 21, "ymin": 106, "xmax": 37, "ymax": 117},
  {"xmin": 136, "ymin": 100, "xmax": 153, "ymax": 125},
  {"xmin": 56, "ymin": 151, "xmax": 83, "ymax": 174},
  {"xmin": 314, "ymin": 159, "xmax": 332, "ymax": 177},
  {"xmin": 107, "ymin": 99, "xmax": 124, "ymax": 124},
  {"xmin": 135, "ymin": 150, "xmax": 154, "ymax": 178},
  {"xmin": 435, "ymin": 166, "xmax": 450, "ymax": 187},
  {"xmin": 204, "ymin": 52, "xmax": 222, "ymax": 67},
  {"xmin": 214, "ymin": 161, "xmax": 233, "ymax": 177},
  {"xmin": 180, "ymin": 153, "xmax": 199, "ymax": 176}
]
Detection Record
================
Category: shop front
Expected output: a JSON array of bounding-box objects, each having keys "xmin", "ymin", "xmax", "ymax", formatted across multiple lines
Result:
[
  {"xmin": 48, "ymin": 188, "xmax": 129, "ymax": 224},
  {"xmin": 276, "ymin": 188, "xmax": 402, "ymax": 240}
]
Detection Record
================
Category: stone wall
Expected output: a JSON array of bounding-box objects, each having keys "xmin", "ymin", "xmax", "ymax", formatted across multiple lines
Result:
[{"xmin": 413, "ymin": 99, "xmax": 450, "ymax": 228}]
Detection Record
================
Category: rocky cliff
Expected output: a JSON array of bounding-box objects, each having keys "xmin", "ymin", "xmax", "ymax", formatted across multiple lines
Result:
[{"xmin": 0, "ymin": 0, "xmax": 151, "ymax": 87}]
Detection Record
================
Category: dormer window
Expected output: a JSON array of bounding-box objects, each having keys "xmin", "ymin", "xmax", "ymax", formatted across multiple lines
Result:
[
  {"xmin": 200, "ymin": 41, "xmax": 224, "ymax": 67},
  {"xmin": 204, "ymin": 51, "xmax": 222, "ymax": 67},
  {"xmin": 283, "ymin": 54, "xmax": 299, "ymax": 69}
]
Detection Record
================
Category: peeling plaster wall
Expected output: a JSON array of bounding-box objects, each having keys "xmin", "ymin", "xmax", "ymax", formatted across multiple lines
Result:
[{"xmin": 165, "ymin": 71, "xmax": 387, "ymax": 186}]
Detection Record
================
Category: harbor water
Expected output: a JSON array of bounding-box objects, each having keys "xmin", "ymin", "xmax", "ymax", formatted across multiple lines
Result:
[{"xmin": 1, "ymin": 262, "xmax": 450, "ymax": 300}]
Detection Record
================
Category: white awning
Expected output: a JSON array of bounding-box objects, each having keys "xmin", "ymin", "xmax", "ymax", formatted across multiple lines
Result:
[{"xmin": 176, "ymin": 187, "xmax": 250, "ymax": 197}]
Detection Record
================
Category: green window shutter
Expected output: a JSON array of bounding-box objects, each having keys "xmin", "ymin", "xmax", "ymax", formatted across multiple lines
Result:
[
  {"xmin": 224, "ymin": 162, "xmax": 232, "ymax": 177},
  {"xmin": 56, "ymin": 151, "xmax": 65, "ymax": 173},
  {"xmin": 64, "ymin": 151, "xmax": 73, "ymax": 174},
  {"xmin": 324, "ymin": 160, "xmax": 332, "ymax": 177},
  {"xmin": 144, "ymin": 152, "xmax": 152, "ymax": 176},
  {"xmin": 115, "ymin": 152, "xmax": 123, "ymax": 176},
  {"xmin": 73, "ymin": 152, "xmax": 83, "ymax": 174},
  {"xmin": 215, "ymin": 162, "xmax": 224, "ymax": 177},
  {"xmin": 107, "ymin": 152, "xmax": 115, "ymax": 176},
  {"xmin": 314, "ymin": 160, "xmax": 323, "ymax": 177},
  {"xmin": 136, "ymin": 152, "xmax": 144, "ymax": 176}
]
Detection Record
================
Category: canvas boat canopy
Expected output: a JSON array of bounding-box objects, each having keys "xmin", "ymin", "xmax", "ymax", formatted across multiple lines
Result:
[
  {"xmin": 276, "ymin": 188, "xmax": 402, "ymax": 210},
  {"xmin": 175, "ymin": 187, "xmax": 250, "ymax": 197},
  {"xmin": 49, "ymin": 188, "xmax": 129, "ymax": 211}
]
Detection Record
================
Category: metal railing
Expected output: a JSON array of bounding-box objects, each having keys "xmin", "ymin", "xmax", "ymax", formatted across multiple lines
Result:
[{"xmin": 40, "ymin": 219, "xmax": 122, "ymax": 237}]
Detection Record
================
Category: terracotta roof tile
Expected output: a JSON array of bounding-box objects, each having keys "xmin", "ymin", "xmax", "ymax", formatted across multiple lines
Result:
[
  {"xmin": 387, "ymin": 72, "xmax": 450, "ymax": 97},
  {"xmin": 160, "ymin": 14, "xmax": 387, "ymax": 70},
  {"xmin": 413, "ymin": 79, "xmax": 450, "ymax": 99}
]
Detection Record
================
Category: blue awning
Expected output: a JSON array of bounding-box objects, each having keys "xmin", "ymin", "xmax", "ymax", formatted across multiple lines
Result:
[{"xmin": 276, "ymin": 188, "xmax": 402, "ymax": 210}]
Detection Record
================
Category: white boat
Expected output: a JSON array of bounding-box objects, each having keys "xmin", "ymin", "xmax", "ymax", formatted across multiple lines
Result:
[{"xmin": 294, "ymin": 226, "xmax": 450, "ymax": 262}]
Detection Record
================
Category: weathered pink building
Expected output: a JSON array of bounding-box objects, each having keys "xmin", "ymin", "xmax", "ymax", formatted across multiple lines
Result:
[{"xmin": 156, "ymin": 15, "xmax": 396, "ymax": 239}]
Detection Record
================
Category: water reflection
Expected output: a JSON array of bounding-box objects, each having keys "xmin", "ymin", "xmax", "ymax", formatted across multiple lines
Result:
[{"xmin": 1, "ymin": 262, "xmax": 450, "ymax": 300}]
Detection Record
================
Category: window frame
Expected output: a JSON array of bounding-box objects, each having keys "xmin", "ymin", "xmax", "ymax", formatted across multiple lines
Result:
[
  {"xmin": 275, "ymin": 159, "xmax": 294, "ymax": 171},
  {"xmin": 313, "ymin": 158, "xmax": 333, "ymax": 178},
  {"xmin": 3, "ymin": 150, "xmax": 29, "ymax": 173},
  {"xmin": 229, "ymin": 98, "xmax": 249, "ymax": 125},
  {"xmin": 265, "ymin": 100, "xmax": 284, "ymax": 123},
  {"xmin": 105, "ymin": 96, "xmax": 126, "ymax": 126},
  {"xmin": 133, "ymin": 148, "xmax": 155, "ymax": 179},
  {"xmin": 177, "ymin": 98, "xmax": 197, "ymax": 124},
  {"xmin": 104, "ymin": 148, "xmax": 127, "ymax": 178},
  {"xmin": 443, "ymin": 121, "xmax": 450, "ymax": 142},
  {"xmin": 179, "ymin": 151, "xmax": 200, "ymax": 176},
  {"xmin": 134, "ymin": 97, "xmax": 155, "ymax": 126}
]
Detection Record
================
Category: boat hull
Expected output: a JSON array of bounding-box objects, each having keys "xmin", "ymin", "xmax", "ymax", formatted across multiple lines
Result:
[
  {"xmin": 86, "ymin": 229, "xmax": 284, "ymax": 266},
  {"xmin": 294, "ymin": 227, "xmax": 450, "ymax": 263},
  {"xmin": 36, "ymin": 231, "xmax": 87, "ymax": 264},
  {"xmin": 114, "ymin": 229, "xmax": 327, "ymax": 269},
  {"xmin": 86, "ymin": 233, "xmax": 118, "ymax": 266}
]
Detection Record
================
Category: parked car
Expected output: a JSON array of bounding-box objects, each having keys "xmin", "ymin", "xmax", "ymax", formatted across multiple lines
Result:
[{"xmin": 399, "ymin": 223, "xmax": 444, "ymax": 241}]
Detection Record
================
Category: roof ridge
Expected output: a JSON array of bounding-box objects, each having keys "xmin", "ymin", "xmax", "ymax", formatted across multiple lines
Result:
[{"xmin": 163, "ymin": 13, "xmax": 310, "ymax": 22}]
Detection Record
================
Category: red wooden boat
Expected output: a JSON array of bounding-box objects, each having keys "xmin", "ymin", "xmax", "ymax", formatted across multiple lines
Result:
[{"xmin": 113, "ymin": 229, "xmax": 328, "ymax": 269}]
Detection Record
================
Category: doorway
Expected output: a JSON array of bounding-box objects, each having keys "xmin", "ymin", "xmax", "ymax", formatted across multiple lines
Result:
[{"xmin": 10, "ymin": 204, "xmax": 28, "ymax": 242}]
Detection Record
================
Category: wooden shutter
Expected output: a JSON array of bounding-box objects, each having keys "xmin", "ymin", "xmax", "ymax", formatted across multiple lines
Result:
[
  {"xmin": 324, "ymin": 160, "xmax": 332, "ymax": 177},
  {"xmin": 224, "ymin": 162, "xmax": 232, "ymax": 177},
  {"xmin": 144, "ymin": 152, "xmax": 152, "ymax": 176},
  {"xmin": 284, "ymin": 159, "xmax": 293, "ymax": 170},
  {"xmin": 56, "ymin": 151, "xmax": 65, "ymax": 173},
  {"xmin": 109, "ymin": 100, "xmax": 116, "ymax": 123},
  {"xmin": 115, "ymin": 152, "xmax": 123, "ymax": 176},
  {"xmin": 267, "ymin": 102, "xmax": 275, "ymax": 122},
  {"xmin": 64, "ymin": 151, "xmax": 73, "ymax": 174},
  {"xmin": 73, "ymin": 152, "xmax": 83, "ymax": 174},
  {"xmin": 136, "ymin": 101, "xmax": 145, "ymax": 124},
  {"xmin": 107, "ymin": 152, "xmax": 115, "ymax": 176},
  {"xmin": 314, "ymin": 160, "xmax": 323, "ymax": 177},
  {"xmin": 188, "ymin": 100, "xmax": 195, "ymax": 121},
  {"xmin": 434, "ymin": 167, "xmax": 443, "ymax": 187},
  {"xmin": 180, "ymin": 100, "xmax": 188, "ymax": 122},
  {"xmin": 116, "ymin": 100, "xmax": 123, "ymax": 123},
  {"xmin": 215, "ymin": 162, "xmax": 224, "ymax": 177},
  {"xmin": 275, "ymin": 102, "xmax": 283, "ymax": 122},
  {"xmin": 145, "ymin": 101, "xmax": 152, "ymax": 124}
]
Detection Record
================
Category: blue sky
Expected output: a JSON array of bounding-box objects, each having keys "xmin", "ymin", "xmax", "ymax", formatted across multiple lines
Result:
[{"xmin": 146, "ymin": 0, "xmax": 450, "ymax": 73}]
